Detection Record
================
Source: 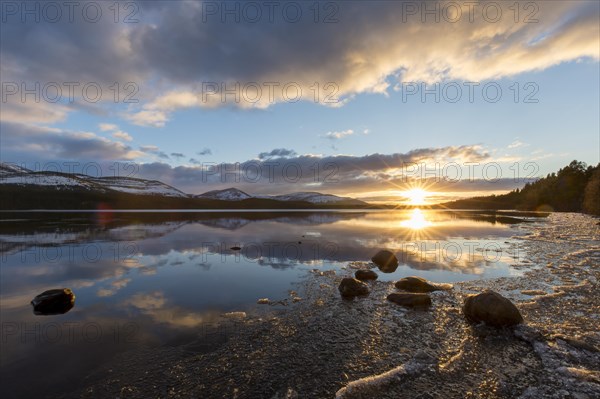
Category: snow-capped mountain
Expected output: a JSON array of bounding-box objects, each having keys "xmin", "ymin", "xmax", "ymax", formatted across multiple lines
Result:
[
  {"xmin": 1, "ymin": 173, "xmax": 100, "ymax": 190},
  {"xmin": 0, "ymin": 163, "xmax": 368, "ymax": 207},
  {"xmin": 0, "ymin": 163, "xmax": 187, "ymax": 198},
  {"xmin": 88, "ymin": 176, "xmax": 188, "ymax": 198},
  {"xmin": 0, "ymin": 163, "xmax": 32, "ymax": 176},
  {"xmin": 269, "ymin": 192, "xmax": 365, "ymax": 205},
  {"xmin": 196, "ymin": 188, "xmax": 366, "ymax": 205},
  {"xmin": 195, "ymin": 188, "xmax": 252, "ymax": 201}
]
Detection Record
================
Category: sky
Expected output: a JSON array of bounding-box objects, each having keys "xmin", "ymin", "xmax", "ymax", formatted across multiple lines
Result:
[{"xmin": 1, "ymin": 0, "xmax": 599, "ymax": 203}]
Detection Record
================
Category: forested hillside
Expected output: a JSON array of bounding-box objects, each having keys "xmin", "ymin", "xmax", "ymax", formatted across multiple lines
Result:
[{"xmin": 443, "ymin": 161, "xmax": 600, "ymax": 215}]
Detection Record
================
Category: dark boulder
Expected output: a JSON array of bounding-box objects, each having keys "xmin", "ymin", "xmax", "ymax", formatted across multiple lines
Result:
[
  {"xmin": 338, "ymin": 278, "xmax": 370, "ymax": 298},
  {"xmin": 395, "ymin": 276, "xmax": 452, "ymax": 293},
  {"xmin": 31, "ymin": 288, "xmax": 75, "ymax": 315},
  {"xmin": 230, "ymin": 246, "xmax": 242, "ymax": 251},
  {"xmin": 371, "ymin": 250, "xmax": 399, "ymax": 273},
  {"xmin": 355, "ymin": 269, "xmax": 378, "ymax": 281},
  {"xmin": 463, "ymin": 290, "xmax": 523, "ymax": 327},
  {"xmin": 387, "ymin": 293, "xmax": 431, "ymax": 308}
]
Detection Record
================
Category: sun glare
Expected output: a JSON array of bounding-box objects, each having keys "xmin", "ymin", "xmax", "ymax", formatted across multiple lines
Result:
[
  {"xmin": 404, "ymin": 188, "xmax": 428, "ymax": 205},
  {"xmin": 401, "ymin": 208, "xmax": 431, "ymax": 230}
]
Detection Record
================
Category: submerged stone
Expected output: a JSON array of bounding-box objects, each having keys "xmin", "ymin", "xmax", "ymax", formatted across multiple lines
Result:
[
  {"xmin": 31, "ymin": 288, "xmax": 75, "ymax": 315},
  {"xmin": 395, "ymin": 276, "xmax": 452, "ymax": 293},
  {"xmin": 463, "ymin": 290, "xmax": 523, "ymax": 327},
  {"xmin": 355, "ymin": 269, "xmax": 378, "ymax": 281},
  {"xmin": 338, "ymin": 278, "xmax": 370, "ymax": 297},
  {"xmin": 387, "ymin": 293, "xmax": 432, "ymax": 308},
  {"xmin": 371, "ymin": 250, "xmax": 399, "ymax": 273}
]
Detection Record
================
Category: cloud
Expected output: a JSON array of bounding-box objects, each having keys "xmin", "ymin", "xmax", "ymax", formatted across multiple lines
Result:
[
  {"xmin": 97, "ymin": 277, "xmax": 131, "ymax": 297},
  {"xmin": 508, "ymin": 140, "xmax": 527, "ymax": 149},
  {"xmin": 112, "ymin": 131, "xmax": 133, "ymax": 142},
  {"xmin": 0, "ymin": 121, "xmax": 143, "ymax": 161},
  {"xmin": 0, "ymin": 100, "xmax": 70, "ymax": 125},
  {"xmin": 98, "ymin": 123, "xmax": 133, "ymax": 142},
  {"xmin": 140, "ymin": 145, "xmax": 170, "ymax": 160},
  {"xmin": 324, "ymin": 130, "xmax": 355, "ymax": 140},
  {"xmin": 258, "ymin": 148, "xmax": 297, "ymax": 159},
  {"xmin": 170, "ymin": 152, "xmax": 185, "ymax": 159},
  {"xmin": 99, "ymin": 123, "xmax": 119, "ymax": 132},
  {"xmin": 123, "ymin": 291, "xmax": 218, "ymax": 328},
  {"xmin": 197, "ymin": 148, "xmax": 212, "ymax": 156},
  {"xmin": 125, "ymin": 109, "xmax": 169, "ymax": 128},
  {"xmin": 132, "ymin": 145, "xmax": 492, "ymax": 195},
  {"xmin": 1, "ymin": 1, "xmax": 597, "ymax": 126}
]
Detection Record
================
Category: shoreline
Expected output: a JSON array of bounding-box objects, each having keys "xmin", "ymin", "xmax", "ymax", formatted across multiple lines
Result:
[{"xmin": 68, "ymin": 213, "xmax": 599, "ymax": 398}]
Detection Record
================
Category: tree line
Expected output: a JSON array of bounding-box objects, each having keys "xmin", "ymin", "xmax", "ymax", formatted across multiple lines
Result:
[{"xmin": 443, "ymin": 160, "xmax": 600, "ymax": 215}]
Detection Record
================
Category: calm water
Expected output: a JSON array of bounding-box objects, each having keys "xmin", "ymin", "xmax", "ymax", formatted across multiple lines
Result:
[{"xmin": 0, "ymin": 209, "xmax": 546, "ymax": 397}]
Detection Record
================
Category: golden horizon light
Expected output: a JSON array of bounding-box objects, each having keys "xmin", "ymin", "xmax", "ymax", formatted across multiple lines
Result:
[{"xmin": 403, "ymin": 188, "xmax": 428, "ymax": 205}]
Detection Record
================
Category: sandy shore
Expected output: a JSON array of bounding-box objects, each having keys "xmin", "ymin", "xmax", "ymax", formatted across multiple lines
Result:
[{"xmin": 70, "ymin": 213, "xmax": 600, "ymax": 398}]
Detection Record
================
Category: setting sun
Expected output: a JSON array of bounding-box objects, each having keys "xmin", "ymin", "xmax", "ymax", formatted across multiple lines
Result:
[{"xmin": 404, "ymin": 188, "xmax": 428, "ymax": 205}]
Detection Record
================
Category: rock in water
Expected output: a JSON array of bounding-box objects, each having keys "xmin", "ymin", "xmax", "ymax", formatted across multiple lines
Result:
[
  {"xmin": 355, "ymin": 269, "xmax": 378, "ymax": 281},
  {"xmin": 395, "ymin": 276, "xmax": 452, "ymax": 293},
  {"xmin": 371, "ymin": 250, "xmax": 399, "ymax": 273},
  {"xmin": 387, "ymin": 293, "xmax": 432, "ymax": 308},
  {"xmin": 338, "ymin": 278, "xmax": 370, "ymax": 297},
  {"xmin": 463, "ymin": 290, "xmax": 523, "ymax": 327},
  {"xmin": 31, "ymin": 288, "xmax": 75, "ymax": 315}
]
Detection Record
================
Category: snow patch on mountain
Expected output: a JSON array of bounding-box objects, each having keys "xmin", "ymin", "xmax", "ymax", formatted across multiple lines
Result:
[
  {"xmin": 270, "ymin": 192, "xmax": 364, "ymax": 204},
  {"xmin": 196, "ymin": 188, "xmax": 252, "ymax": 201},
  {"xmin": 89, "ymin": 177, "xmax": 189, "ymax": 198},
  {"xmin": 0, "ymin": 163, "xmax": 33, "ymax": 176},
  {"xmin": 195, "ymin": 188, "xmax": 366, "ymax": 205},
  {"xmin": 0, "ymin": 174, "xmax": 100, "ymax": 190},
  {"xmin": 0, "ymin": 162, "xmax": 187, "ymax": 197}
]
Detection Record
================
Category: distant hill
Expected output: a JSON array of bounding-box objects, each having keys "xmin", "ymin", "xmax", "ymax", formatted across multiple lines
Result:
[
  {"xmin": 0, "ymin": 163, "xmax": 368, "ymax": 210},
  {"xmin": 195, "ymin": 188, "xmax": 252, "ymax": 201},
  {"xmin": 268, "ymin": 192, "xmax": 366, "ymax": 206},
  {"xmin": 196, "ymin": 188, "xmax": 366, "ymax": 206},
  {"xmin": 441, "ymin": 161, "xmax": 600, "ymax": 215}
]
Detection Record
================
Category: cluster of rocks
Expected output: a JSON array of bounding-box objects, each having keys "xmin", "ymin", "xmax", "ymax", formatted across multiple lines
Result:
[{"xmin": 337, "ymin": 250, "xmax": 524, "ymax": 328}]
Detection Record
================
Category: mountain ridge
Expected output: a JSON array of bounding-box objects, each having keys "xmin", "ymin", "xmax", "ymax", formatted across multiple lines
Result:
[
  {"xmin": 0, "ymin": 163, "xmax": 367, "ymax": 208},
  {"xmin": 197, "ymin": 187, "xmax": 366, "ymax": 205}
]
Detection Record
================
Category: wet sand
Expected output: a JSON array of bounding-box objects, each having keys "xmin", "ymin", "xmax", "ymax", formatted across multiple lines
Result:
[{"xmin": 69, "ymin": 213, "xmax": 600, "ymax": 398}]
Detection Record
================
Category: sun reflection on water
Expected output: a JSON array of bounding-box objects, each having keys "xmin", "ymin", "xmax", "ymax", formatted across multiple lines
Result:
[{"xmin": 401, "ymin": 208, "xmax": 431, "ymax": 230}]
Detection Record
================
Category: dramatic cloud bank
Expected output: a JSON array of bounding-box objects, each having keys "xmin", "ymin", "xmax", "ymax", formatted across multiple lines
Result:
[
  {"xmin": 1, "ymin": 1, "xmax": 598, "ymax": 126},
  {"xmin": 128, "ymin": 145, "xmax": 500, "ymax": 196}
]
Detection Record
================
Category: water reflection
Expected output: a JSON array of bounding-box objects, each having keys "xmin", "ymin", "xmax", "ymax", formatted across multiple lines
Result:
[
  {"xmin": 400, "ymin": 208, "xmax": 431, "ymax": 230},
  {"xmin": 0, "ymin": 210, "xmax": 547, "ymax": 398}
]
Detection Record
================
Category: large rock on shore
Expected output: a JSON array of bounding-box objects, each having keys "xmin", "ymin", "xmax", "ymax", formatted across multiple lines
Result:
[
  {"xmin": 463, "ymin": 290, "xmax": 523, "ymax": 327},
  {"xmin": 339, "ymin": 278, "xmax": 370, "ymax": 298},
  {"xmin": 387, "ymin": 293, "xmax": 432, "ymax": 308},
  {"xmin": 31, "ymin": 288, "xmax": 75, "ymax": 315},
  {"xmin": 371, "ymin": 250, "xmax": 399, "ymax": 273},
  {"xmin": 355, "ymin": 269, "xmax": 378, "ymax": 281},
  {"xmin": 395, "ymin": 276, "xmax": 452, "ymax": 293}
]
